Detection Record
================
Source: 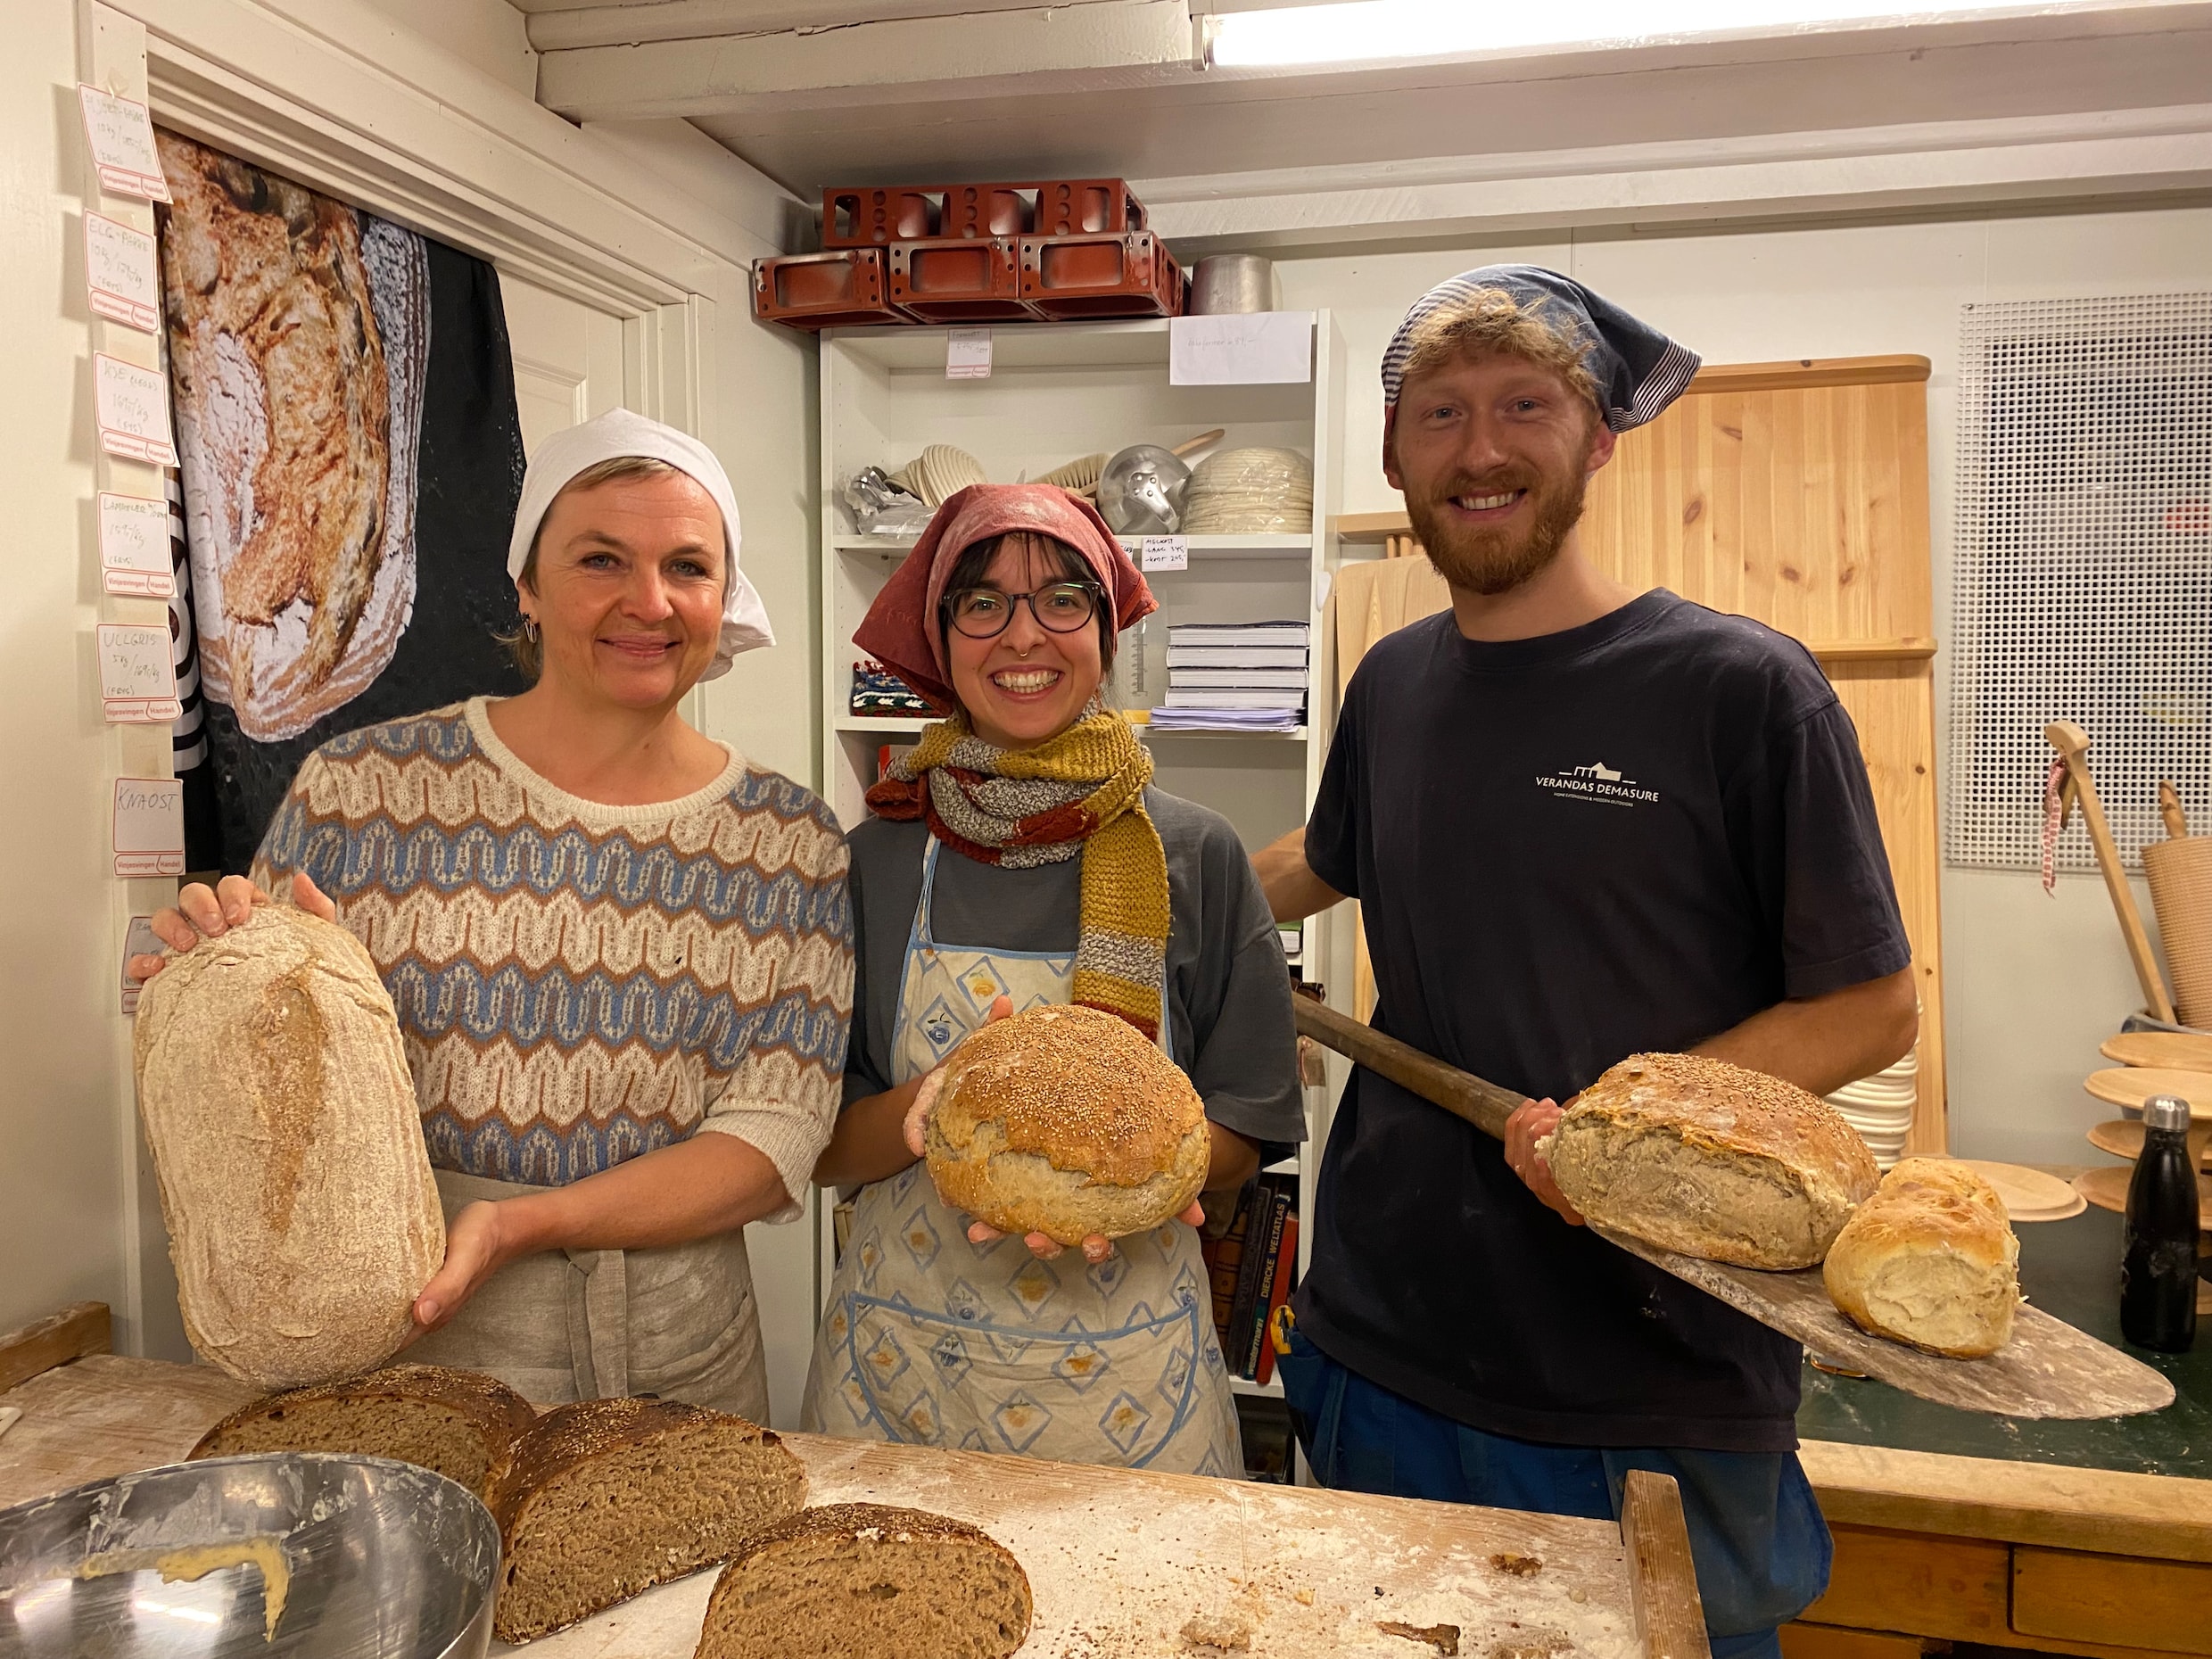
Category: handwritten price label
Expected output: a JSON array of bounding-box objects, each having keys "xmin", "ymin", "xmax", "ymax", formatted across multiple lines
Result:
[
  {"xmin": 1139, "ymin": 536, "xmax": 1189, "ymax": 572},
  {"xmin": 97, "ymin": 623, "xmax": 180, "ymax": 723},
  {"xmin": 120, "ymin": 915, "xmax": 161, "ymax": 1015},
  {"xmin": 77, "ymin": 86, "xmax": 170, "ymax": 203},
  {"xmin": 98, "ymin": 493, "xmax": 174, "ymax": 598},
  {"xmin": 113, "ymin": 778, "xmax": 185, "ymax": 877},
  {"xmin": 85, "ymin": 213, "xmax": 160, "ymax": 332},
  {"xmin": 94, "ymin": 354, "xmax": 177, "ymax": 466}
]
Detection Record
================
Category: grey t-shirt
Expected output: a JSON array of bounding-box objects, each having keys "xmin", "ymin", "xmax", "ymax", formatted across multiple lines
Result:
[{"xmin": 841, "ymin": 788, "xmax": 1306, "ymax": 1162}]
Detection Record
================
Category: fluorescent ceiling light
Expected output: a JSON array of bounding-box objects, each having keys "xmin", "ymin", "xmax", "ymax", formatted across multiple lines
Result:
[{"xmin": 1209, "ymin": 0, "xmax": 2101, "ymax": 67}]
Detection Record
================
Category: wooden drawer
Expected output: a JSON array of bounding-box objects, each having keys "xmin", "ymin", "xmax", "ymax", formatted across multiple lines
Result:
[
  {"xmin": 2012, "ymin": 1546, "xmax": 2212, "ymax": 1655},
  {"xmin": 1781, "ymin": 1624, "xmax": 1938, "ymax": 1659},
  {"xmin": 1803, "ymin": 1524, "xmax": 2011, "ymax": 1641}
]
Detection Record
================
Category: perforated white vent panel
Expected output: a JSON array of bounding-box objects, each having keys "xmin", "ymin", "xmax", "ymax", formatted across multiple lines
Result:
[{"xmin": 1946, "ymin": 293, "xmax": 2212, "ymax": 872}]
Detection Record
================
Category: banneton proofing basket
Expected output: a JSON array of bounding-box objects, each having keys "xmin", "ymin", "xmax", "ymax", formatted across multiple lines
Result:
[{"xmin": 0, "ymin": 1454, "xmax": 498, "ymax": 1659}]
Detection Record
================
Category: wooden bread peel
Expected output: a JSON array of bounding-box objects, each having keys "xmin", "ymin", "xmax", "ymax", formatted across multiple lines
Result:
[
  {"xmin": 2045, "ymin": 722, "xmax": 2178, "ymax": 1025},
  {"xmin": 1292, "ymin": 996, "xmax": 2175, "ymax": 1420}
]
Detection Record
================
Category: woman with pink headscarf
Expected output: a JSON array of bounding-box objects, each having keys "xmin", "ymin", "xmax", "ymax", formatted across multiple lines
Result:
[{"xmin": 799, "ymin": 483, "xmax": 1303, "ymax": 1474}]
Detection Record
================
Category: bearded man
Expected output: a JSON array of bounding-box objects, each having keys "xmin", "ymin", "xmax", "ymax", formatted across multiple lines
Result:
[{"xmin": 1256, "ymin": 267, "xmax": 1919, "ymax": 1659}]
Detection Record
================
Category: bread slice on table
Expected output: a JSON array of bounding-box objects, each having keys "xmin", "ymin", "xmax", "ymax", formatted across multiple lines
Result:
[
  {"xmin": 489, "ymin": 1397, "xmax": 806, "ymax": 1643},
  {"xmin": 694, "ymin": 1503, "xmax": 1032, "ymax": 1659},
  {"xmin": 188, "ymin": 1363, "xmax": 534, "ymax": 1500},
  {"xmin": 1824, "ymin": 1158, "xmax": 2021, "ymax": 1357},
  {"xmin": 1541, "ymin": 1052, "xmax": 1879, "ymax": 1270},
  {"xmin": 925, "ymin": 1002, "xmax": 1209, "ymax": 1245}
]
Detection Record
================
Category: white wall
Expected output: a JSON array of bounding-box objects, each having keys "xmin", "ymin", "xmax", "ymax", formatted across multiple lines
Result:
[
  {"xmin": 0, "ymin": 7, "xmax": 135, "ymax": 1340},
  {"xmin": 1275, "ymin": 204, "xmax": 2212, "ymax": 1168}
]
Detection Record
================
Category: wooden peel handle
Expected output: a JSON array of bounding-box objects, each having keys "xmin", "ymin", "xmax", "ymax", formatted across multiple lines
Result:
[
  {"xmin": 2045, "ymin": 722, "xmax": 2178, "ymax": 1023},
  {"xmin": 1292, "ymin": 996, "xmax": 1523, "ymax": 1141}
]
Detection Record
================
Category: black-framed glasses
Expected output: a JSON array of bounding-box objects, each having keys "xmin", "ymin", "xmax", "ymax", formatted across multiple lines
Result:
[{"xmin": 943, "ymin": 582, "xmax": 1102, "ymax": 640}]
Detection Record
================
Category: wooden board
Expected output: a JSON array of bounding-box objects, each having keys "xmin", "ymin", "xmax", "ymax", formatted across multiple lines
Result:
[
  {"xmin": 1950, "ymin": 1162, "xmax": 2077, "ymax": 1217},
  {"xmin": 2010, "ymin": 1546, "xmax": 2212, "ymax": 1656},
  {"xmin": 2084, "ymin": 1068, "xmax": 2212, "ymax": 1117},
  {"xmin": 1, "ymin": 1358, "xmax": 1672, "ymax": 1659},
  {"xmin": 2085, "ymin": 1120, "xmax": 2212, "ymax": 1168},
  {"xmin": 2102, "ymin": 1031, "xmax": 2212, "ymax": 1071},
  {"xmin": 1591, "ymin": 1228, "xmax": 2175, "ymax": 1421},
  {"xmin": 0, "ymin": 1303, "xmax": 110, "ymax": 1397},
  {"xmin": 2073, "ymin": 1165, "xmax": 2212, "ymax": 1217}
]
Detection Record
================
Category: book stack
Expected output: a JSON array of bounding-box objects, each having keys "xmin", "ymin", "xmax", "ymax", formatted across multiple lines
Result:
[
  {"xmin": 1200, "ymin": 1172, "xmax": 1300, "ymax": 1385},
  {"xmin": 1150, "ymin": 622, "xmax": 1308, "ymax": 733}
]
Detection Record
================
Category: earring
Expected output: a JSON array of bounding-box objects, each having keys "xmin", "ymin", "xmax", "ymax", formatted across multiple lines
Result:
[{"xmin": 523, "ymin": 616, "xmax": 540, "ymax": 642}]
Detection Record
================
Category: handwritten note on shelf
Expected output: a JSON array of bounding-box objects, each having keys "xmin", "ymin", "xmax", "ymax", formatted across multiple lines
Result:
[
  {"xmin": 945, "ymin": 327, "xmax": 993, "ymax": 380},
  {"xmin": 1168, "ymin": 312, "xmax": 1315, "ymax": 386},
  {"xmin": 95, "ymin": 354, "xmax": 177, "ymax": 466},
  {"xmin": 98, "ymin": 623, "xmax": 180, "ymax": 723},
  {"xmin": 85, "ymin": 213, "xmax": 160, "ymax": 332},
  {"xmin": 113, "ymin": 778, "xmax": 185, "ymax": 877},
  {"xmin": 1139, "ymin": 536, "xmax": 1189, "ymax": 572},
  {"xmin": 120, "ymin": 915, "xmax": 161, "ymax": 1015},
  {"xmin": 99, "ymin": 493, "xmax": 174, "ymax": 598},
  {"xmin": 77, "ymin": 86, "xmax": 171, "ymax": 203}
]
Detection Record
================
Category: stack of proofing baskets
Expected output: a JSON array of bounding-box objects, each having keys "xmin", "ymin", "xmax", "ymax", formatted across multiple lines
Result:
[{"xmin": 755, "ymin": 179, "xmax": 1186, "ymax": 330}]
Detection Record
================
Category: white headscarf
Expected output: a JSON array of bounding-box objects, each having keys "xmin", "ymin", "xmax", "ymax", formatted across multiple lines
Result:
[{"xmin": 507, "ymin": 409, "xmax": 775, "ymax": 679}]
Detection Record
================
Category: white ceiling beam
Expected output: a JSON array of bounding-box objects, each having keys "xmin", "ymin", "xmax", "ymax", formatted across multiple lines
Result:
[
  {"xmin": 1133, "ymin": 103, "xmax": 2212, "ymax": 250},
  {"xmin": 537, "ymin": 0, "xmax": 1200, "ymax": 121},
  {"xmin": 524, "ymin": 0, "xmax": 1124, "ymax": 53}
]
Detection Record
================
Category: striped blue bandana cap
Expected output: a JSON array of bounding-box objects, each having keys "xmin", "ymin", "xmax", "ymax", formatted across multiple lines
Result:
[{"xmin": 1380, "ymin": 264, "xmax": 1700, "ymax": 433}]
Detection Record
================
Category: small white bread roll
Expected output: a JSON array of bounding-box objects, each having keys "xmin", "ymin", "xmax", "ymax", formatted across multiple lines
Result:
[
  {"xmin": 924, "ymin": 1004, "xmax": 1209, "ymax": 1246},
  {"xmin": 134, "ymin": 905, "xmax": 442, "ymax": 1387},
  {"xmin": 1543, "ymin": 1052, "xmax": 1879, "ymax": 1270},
  {"xmin": 1823, "ymin": 1158, "xmax": 2021, "ymax": 1358}
]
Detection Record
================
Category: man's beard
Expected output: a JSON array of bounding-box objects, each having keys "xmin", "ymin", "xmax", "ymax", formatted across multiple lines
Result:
[{"xmin": 1404, "ymin": 450, "xmax": 1592, "ymax": 597}]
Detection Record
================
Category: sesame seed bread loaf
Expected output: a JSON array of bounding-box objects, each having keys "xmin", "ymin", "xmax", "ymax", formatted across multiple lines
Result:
[
  {"xmin": 187, "ymin": 1364, "xmax": 535, "ymax": 1500},
  {"xmin": 488, "ymin": 1397, "xmax": 806, "ymax": 1643},
  {"xmin": 132, "ymin": 904, "xmax": 443, "ymax": 1387},
  {"xmin": 1823, "ymin": 1158, "xmax": 2021, "ymax": 1358},
  {"xmin": 1541, "ymin": 1052, "xmax": 1879, "ymax": 1270},
  {"xmin": 923, "ymin": 1003, "xmax": 1209, "ymax": 1246},
  {"xmin": 694, "ymin": 1504, "xmax": 1033, "ymax": 1659}
]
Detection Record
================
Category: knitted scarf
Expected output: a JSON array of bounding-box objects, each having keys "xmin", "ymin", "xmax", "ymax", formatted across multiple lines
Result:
[{"xmin": 866, "ymin": 706, "xmax": 1169, "ymax": 1040}]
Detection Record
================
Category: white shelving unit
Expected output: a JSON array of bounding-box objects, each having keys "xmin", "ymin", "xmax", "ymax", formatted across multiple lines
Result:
[{"xmin": 813, "ymin": 317, "xmax": 1349, "ymax": 1435}]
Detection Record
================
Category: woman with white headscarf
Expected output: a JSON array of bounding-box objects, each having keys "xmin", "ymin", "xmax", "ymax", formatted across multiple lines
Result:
[{"xmin": 128, "ymin": 409, "xmax": 854, "ymax": 1417}]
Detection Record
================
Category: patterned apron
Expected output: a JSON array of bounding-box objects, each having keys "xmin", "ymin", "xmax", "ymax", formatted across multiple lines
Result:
[{"xmin": 801, "ymin": 837, "xmax": 1242, "ymax": 1476}]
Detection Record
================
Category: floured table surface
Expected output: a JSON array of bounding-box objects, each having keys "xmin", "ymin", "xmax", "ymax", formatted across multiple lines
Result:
[{"xmin": 1, "ymin": 1357, "xmax": 1643, "ymax": 1659}]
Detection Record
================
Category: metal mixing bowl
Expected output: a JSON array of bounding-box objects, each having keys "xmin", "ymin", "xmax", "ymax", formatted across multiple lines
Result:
[{"xmin": 0, "ymin": 1454, "xmax": 498, "ymax": 1659}]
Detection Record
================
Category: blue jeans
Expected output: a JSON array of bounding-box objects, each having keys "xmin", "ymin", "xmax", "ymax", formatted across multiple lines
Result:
[{"xmin": 1276, "ymin": 1325, "xmax": 1830, "ymax": 1659}]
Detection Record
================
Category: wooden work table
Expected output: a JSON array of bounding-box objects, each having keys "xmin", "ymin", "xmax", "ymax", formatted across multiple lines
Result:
[
  {"xmin": 0, "ymin": 1351, "xmax": 1702, "ymax": 1659},
  {"xmin": 1788, "ymin": 1204, "xmax": 2212, "ymax": 1659}
]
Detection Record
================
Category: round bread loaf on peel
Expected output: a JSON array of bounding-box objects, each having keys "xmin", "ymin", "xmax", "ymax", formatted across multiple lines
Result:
[
  {"xmin": 923, "ymin": 1003, "xmax": 1209, "ymax": 1245},
  {"xmin": 1542, "ymin": 1052, "xmax": 1878, "ymax": 1269},
  {"xmin": 1823, "ymin": 1158, "xmax": 2020, "ymax": 1357}
]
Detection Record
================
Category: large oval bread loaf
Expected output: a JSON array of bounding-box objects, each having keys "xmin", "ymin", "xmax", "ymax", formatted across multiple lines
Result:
[
  {"xmin": 133, "ymin": 904, "xmax": 442, "ymax": 1387},
  {"xmin": 924, "ymin": 1003, "xmax": 1209, "ymax": 1245},
  {"xmin": 1823, "ymin": 1158, "xmax": 2020, "ymax": 1357},
  {"xmin": 1541, "ymin": 1052, "xmax": 1878, "ymax": 1269},
  {"xmin": 695, "ymin": 1504, "xmax": 1033, "ymax": 1659}
]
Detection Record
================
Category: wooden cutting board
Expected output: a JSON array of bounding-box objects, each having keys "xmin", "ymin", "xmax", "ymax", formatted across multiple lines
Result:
[
  {"xmin": 2084, "ymin": 1068, "xmax": 2212, "ymax": 1117},
  {"xmin": 0, "ymin": 1357, "xmax": 1690, "ymax": 1659},
  {"xmin": 1292, "ymin": 999, "xmax": 2175, "ymax": 1420},
  {"xmin": 1948, "ymin": 1160, "xmax": 2084, "ymax": 1220},
  {"xmin": 2086, "ymin": 1119, "xmax": 2212, "ymax": 1168},
  {"xmin": 2073, "ymin": 1165, "xmax": 2212, "ymax": 1217},
  {"xmin": 2101, "ymin": 1031, "xmax": 2212, "ymax": 1070}
]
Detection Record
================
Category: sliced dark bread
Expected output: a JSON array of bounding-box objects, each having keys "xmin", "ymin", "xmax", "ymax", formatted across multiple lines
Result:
[
  {"xmin": 694, "ymin": 1503, "xmax": 1032, "ymax": 1659},
  {"xmin": 489, "ymin": 1397, "xmax": 806, "ymax": 1643},
  {"xmin": 188, "ymin": 1363, "xmax": 535, "ymax": 1499}
]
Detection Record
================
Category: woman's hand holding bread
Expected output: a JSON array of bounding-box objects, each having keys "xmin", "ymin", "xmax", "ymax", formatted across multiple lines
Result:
[
  {"xmin": 1505, "ymin": 1097, "xmax": 1585, "ymax": 1226},
  {"xmin": 128, "ymin": 871, "xmax": 339, "ymax": 982}
]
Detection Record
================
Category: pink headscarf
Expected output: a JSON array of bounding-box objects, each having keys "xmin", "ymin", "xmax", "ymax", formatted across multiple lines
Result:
[{"xmin": 854, "ymin": 483, "xmax": 1158, "ymax": 713}]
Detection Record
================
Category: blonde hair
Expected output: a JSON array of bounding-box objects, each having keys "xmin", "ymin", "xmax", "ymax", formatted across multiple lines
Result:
[
  {"xmin": 502, "ymin": 454, "xmax": 699, "ymax": 681},
  {"xmin": 1393, "ymin": 288, "xmax": 1599, "ymax": 411}
]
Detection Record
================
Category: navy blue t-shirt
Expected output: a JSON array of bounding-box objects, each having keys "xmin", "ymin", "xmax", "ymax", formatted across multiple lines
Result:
[{"xmin": 1296, "ymin": 590, "xmax": 1910, "ymax": 1453}]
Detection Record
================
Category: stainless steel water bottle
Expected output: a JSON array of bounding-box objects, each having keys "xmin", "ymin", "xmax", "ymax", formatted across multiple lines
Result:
[{"xmin": 2120, "ymin": 1094, "xmax": 2200, "ymax": 1352}]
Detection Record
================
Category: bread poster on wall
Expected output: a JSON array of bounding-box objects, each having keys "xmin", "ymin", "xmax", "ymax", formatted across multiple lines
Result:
[{"xmin": 155, "ymin": 131, "xmax": 530, "ymax": 874}]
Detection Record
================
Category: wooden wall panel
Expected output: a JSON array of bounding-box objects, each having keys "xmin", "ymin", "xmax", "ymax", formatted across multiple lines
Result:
[{"xmin": 1331, "ymin": 356, "xmax": 1944, "ymax": 1146}]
